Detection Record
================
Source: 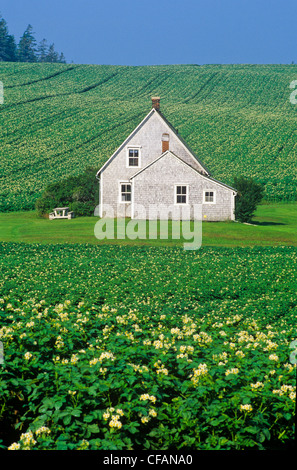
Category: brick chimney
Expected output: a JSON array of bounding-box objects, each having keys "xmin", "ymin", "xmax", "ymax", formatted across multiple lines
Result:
[
  {"xmin": 162, "ymin": 133, "xmax": 169, "ymax": 153},
  {"xmin": 151, "ymin": 96, "xmax": 160, "ymax": 110}
]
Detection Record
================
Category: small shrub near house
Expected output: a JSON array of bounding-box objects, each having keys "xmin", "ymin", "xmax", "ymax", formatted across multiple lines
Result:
[
  {"xmin": 35, "ymin": 167, "xmax": 98, "ymax": 217},
  {"xmin": 233, "ymin": 176, "xmax": 265, "ymax": 223}
]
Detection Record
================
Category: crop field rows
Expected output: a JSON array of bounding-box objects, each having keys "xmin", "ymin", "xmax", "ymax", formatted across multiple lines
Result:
[
  {"xmin": 0, "ymin": 242, "xmax": 296, "ymax": 450},
  {"xmin": 1, "ymin": 63, "xmax": 297, "ymax": 211}
]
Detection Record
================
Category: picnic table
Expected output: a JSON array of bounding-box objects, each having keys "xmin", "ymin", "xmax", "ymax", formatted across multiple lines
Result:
[{"xmin": 49, "ymin": 207, "xmax": 74, "ymax": 220}]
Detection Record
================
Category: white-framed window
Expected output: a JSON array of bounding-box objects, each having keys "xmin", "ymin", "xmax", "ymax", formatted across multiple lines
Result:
[
  {"xmin": 175, "ymin": 185, "xmax": 188, "ymax": 204},
  {"xmin": 127, "ymin": 147, "xmax": 141, "ymax": 168},
  {"xmin": 203, "ymin": 190, "xmax": 216, "ymax": 203},
  {"xmin": 120, "ymin": 182, "xmax": 132, "ymax": 203}
]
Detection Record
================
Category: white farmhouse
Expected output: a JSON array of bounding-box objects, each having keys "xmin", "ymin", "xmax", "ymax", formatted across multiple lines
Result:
[{"xmin": 96, "ymin": 97, "xmax": 236, "ymax": 221}]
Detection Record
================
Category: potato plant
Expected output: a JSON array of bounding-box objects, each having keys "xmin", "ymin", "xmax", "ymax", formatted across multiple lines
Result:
[{"xmin": 0, "ymin": 242, "xmax": 296, "ymax": 450}]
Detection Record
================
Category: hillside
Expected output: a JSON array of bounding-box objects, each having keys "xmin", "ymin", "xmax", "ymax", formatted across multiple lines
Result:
[{"xmin": 0, "ymin": 62, "xmax": 297, "ymax": 211}]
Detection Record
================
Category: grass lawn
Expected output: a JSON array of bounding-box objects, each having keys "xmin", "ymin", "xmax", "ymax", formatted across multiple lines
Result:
[{"xmin": 0, "ymin": 202, "xmax": 296, "ymax": 247}]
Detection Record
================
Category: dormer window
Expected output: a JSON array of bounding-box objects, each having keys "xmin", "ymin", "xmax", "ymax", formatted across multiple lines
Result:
[{"xmin": 127, "ymin": 147, "xmax": 141, "ymax": 167}]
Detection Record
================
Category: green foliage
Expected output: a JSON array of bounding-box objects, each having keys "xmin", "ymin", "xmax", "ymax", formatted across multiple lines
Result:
[
  {"xmin": 0, "ymin": 243, "xmax": 296, "ymax": 450},
  {"xmin": 35, "ymin": 166, "xmax": 98, "ymax": 217},
  {"xmin": 234, "ymin": 175, "xmax": 265, "ymax": 223},
  {"xmin": 0, "ymin": 15, "xmax": 17, "ymax": 61},
  {"xmin": 1, "ymin": 63, "xmax": 297, "ymax": 212},
  {"xmin": 17, "ymin": 25, "xmax": 37, "ymax": 63},
  {"xmin": 37, "ymin": 41, "xmax": 66, "ymax": 64}
]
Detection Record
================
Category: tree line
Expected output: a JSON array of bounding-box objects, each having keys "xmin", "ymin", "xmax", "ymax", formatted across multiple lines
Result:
[{"xmin": 0, "ymin": 13, "xmax": 66, "ymax": 63}]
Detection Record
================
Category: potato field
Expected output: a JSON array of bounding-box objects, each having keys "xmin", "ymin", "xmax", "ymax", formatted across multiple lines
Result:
[
  {"xmin": 1, "ymin": 63, "xmax": 297, "ymax": 211},
  {"xmin": 0, "ymin": 242, "xmax": 296, "ymax": 450}
]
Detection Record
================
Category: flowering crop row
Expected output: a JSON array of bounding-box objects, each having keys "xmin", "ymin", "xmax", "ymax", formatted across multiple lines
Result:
[{"xmin": 0, "ymin": 242, "xmax": 296, "ymax": 450}]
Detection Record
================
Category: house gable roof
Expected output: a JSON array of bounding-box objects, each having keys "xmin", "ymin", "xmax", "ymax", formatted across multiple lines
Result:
[
  {"xmin": 96, "ymin": 107, "xmax": 210, "ymax": 177},
  {"xmin": 130, "ymin": 150, "xmax": 237, "ymax": 194},
  {"xmin": 96, "ymin": 108, "xmax": 155, "ymax": 177}
]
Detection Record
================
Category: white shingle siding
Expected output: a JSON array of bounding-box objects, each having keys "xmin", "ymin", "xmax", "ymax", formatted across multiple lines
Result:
[
  {"xmin": 98, "ymin": 105, "xmax": 236, "ymax": 221},
  {"xmin": 132, "ymin": 152, "xmax": 235, "ymax": 221}
]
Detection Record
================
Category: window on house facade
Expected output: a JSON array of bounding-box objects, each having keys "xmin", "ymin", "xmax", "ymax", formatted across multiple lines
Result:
[
  {"xmin": 120, "ymin": 183, "xmax": 132, "ymax": 202},
  {"xmin": 175, "ymin": 185, "xmax": 188, "ymax": 204},
  {"xmin": 203, "ymin": 191, "xmax": 215, "ymax": 203},
  {"xmin": 127, "ymin": 148, "xmax": 140, "ymax": 167}
]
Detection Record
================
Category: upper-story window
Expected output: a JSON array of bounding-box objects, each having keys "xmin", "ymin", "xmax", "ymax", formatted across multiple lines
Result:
[{"xmin": 127, "ymin": 147, "xmax": 141, "ymax": 167}]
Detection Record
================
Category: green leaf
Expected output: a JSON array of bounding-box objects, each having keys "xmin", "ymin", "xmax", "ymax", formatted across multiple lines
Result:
[
  {"xmin": 245, "ymin": 426, "xmax": 258, "ymax": 434},
  {"xmin": 98, "ymin": 383, "xmax": 109, "ymax": 392},
  {"xmin": 54, "ymin": 400, "xmax": 65, "ymax": 410},
  {"xmin": 88, "ymin": 385, "xmax": 97, "ymax": 396},
  {"xmin": 128, "ymin": 425, "xmax": 139, "ymax": 435},
  {"xmin": 63, "ymin": 414, "xmax": 72, "ymax": 426},
  {"xmin": 262, "ymin": 428, "xmax": 271, "ymax": 441},
  {"xmin": 84, "ymin": 414, "xmax": 94, "ymax": 423},
  {"xmin": 88, "ymin": 424, "xmax": 100, "ymax": 434}
]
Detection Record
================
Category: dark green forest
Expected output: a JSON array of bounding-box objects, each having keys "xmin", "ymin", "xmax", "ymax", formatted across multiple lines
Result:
[{"xmin": 0, "ymin": 13, "xmax": 66, "ymax": 63}]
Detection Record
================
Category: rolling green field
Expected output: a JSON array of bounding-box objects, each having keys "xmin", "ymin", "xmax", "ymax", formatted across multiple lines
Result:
[
  {"xmin": 0, "ymin": 203, "xmax": 296, "ymax": 247},
  {"xmin": 0, "ymin": 63, "xmax": 296, "ymax": 452},
  {"xmin": 1, "ymin": 63, "xmax": 297, "ymax": 212}
]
